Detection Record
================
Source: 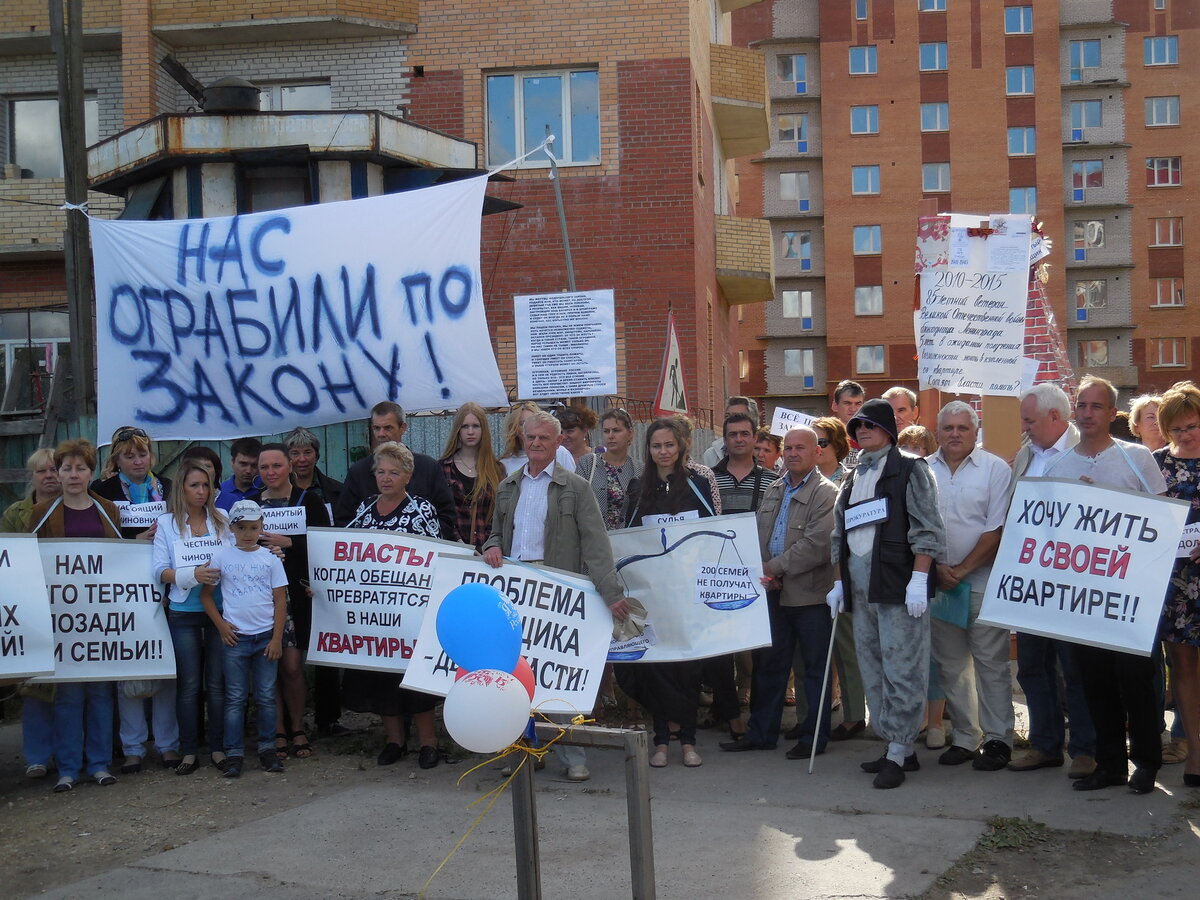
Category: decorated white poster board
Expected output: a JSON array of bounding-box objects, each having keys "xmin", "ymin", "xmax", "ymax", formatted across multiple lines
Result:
[
  {"xmin": 514, "ymin": 289, "xmax": 617, "ymax": 398},
  {"xmin": 0, "ymin": 535, "xmax": 55, "ymax": 679},
  {"xmin": 770, "ymin": 406, "xmax": 816, "ymax": 437}
]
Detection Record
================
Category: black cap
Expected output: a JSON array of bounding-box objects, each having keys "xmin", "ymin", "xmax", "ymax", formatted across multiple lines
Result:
[{"xmin": 847, "ymin": 399, "xmax": 898, "ymax": 443}]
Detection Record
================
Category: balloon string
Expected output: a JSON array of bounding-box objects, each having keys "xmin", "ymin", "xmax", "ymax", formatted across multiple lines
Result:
[{"xmin": 417, "ymin": 707, "xmax": 594, "ymax": 897}]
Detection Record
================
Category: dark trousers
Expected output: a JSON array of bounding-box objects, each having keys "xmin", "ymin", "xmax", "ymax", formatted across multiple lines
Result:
[
  {"xmin": 701, "ymin": 654, "xmax": 740, "ymax": 724},
  {"xmin": 1074, "ymin": 643, "xmax": 1162, "ymax": 775},
  {"xmin": 746, "ymin": 592, "xmax": 833, "ymax": 749}
]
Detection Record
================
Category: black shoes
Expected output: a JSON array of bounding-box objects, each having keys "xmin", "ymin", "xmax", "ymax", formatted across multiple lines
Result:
[
  {"xmin": 873, "ymin": 758, "xmax": 906, "ymax": 789},
  {"xmin": 861, "ymin": 754, "xmax": 920, "ymax": 773},
  {"xmin": 785, "ymin": 742, "xmax": 824, "ymax": 760},
  {"xmin": 972, "ymin": 740, "xmax": 1011, "ymax": 772},
  {"xmin": 418, "ymin": 745, "xmax": 440, "ymax": 769},
  {"xmin": 377, "ymin": 742, "xmax": 407, "ymax": 766},
  {"xmin": 1072, "ymin": 769, "xmax": 1127, "ymax": 791},
  {"xmin": 1128, "ymin": 768, "xmax": 1157, "ymax": 795},
  {"xmin": 938, "ymin": 745, "xmax": 979, "ymax": 766},
  {"xmin": 222, "ymin": 757, "xmax": 244, "ymax": 778},
  {"xmin": 259, "ymin": 750, "xmax": 284, "ymax": 773}
]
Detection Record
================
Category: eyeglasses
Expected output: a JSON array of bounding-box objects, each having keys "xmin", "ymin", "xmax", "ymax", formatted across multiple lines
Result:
[
  {"xmin": 114, "ymin": 427, "xmax": 148, "ymax": 443},
  {"xmin": 1169, "ymin": 423, "xmax": 1200, "ymax": 438},
  {"xmin": 816, "ymin": 438, "xmax": 831, "ymax": 448}
]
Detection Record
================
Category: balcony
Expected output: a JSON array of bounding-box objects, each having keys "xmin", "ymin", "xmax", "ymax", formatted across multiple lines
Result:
[
  {"xmin": 710, "ymin": 44, "xmax": 770, "ymax": 159},
  {"xmin": 716, "ymin": 215, "xmax": 774, "ymax": 304}
]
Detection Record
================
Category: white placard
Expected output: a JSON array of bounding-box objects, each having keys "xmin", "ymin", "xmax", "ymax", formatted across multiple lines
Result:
[
  {"xmin": 114, "ymin": 501, "xmax": 167, "ymax": 529},
  {"xmin": 92, "ymin": 176, "xmax": 506, "ymax": 441},
  {"xmin": 770, "ymin": 406, "xmax": 816, "ymax": 437},
  {"xmin": 0, "ymin": 535, "xmax": 55, "ymax": 679},
  {"xmin": 33, "ymin": 539, "xmax": 175, "ymax": 682},
  {"xmin": 1177, "ymin": 523, "xmax": 1200, "ymax": 559},
  {"xmin": 514, "ymin": 289, "xmax": 617, "ymax": 398},
  {"xmin": 260, "ymin": 506, "xmax": 307, "ymax": 535},
  {"xmin": 979, "ymin": 479, "xmax": 1189, "ymax": 655},
  {"xmin": 986, "ymin": 214, "xmax": 1032, "ymax": 273},
  {"xmin": 643, "ymin": 510, "xmax": 699, "ymax": 526},
  {"xmin": 403, "ymin": 555, "xmax": 612, "ymax": 714}
]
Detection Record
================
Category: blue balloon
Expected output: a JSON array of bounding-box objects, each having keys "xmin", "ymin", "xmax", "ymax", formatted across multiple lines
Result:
[{"xmin": 436, "ymin": 582, "xmax": 523, "ymax": 673}]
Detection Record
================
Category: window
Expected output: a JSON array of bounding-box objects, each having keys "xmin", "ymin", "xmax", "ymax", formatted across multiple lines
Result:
[
  {"xmin": 852, "ymin": 165, "xmax": 880, "ymax": 195},
  {"xmin": 853, "ymin": 225, "xmax": 882, "ymax": 255},
  {"xmin": 854, "ymin": 285, "xmax": 883, "ymax": 316},
  {"xmin": 1146, "ymin": 157, "xmax": 1182, "ymax": 187},
  {"xmin": 849, "ymin": 45, "xmax": 878, "ymax": 75},
  {"xmin": 485, "ymin": 69, "xmax": 599, "ymax": 167},
  {"xmin": 1010, "ymin": 187, "xmax": 1037, "ymax": 214},
  {"xmin": 1073, "ymin": 219, "xmax": 1105, "ymax": 260},
  {"xmin": 919, "ymin": 0, "xmax": 946, "ymax": 9},
  {"xmin": 1145, "ymin": 96, "xmax": 1180, "ymax": 127},
  {"xmin": 1074, "ymin": 280, "xmax": 1107, "ymax": 322},
  {"xmin": 778, "ymin": 54, "xmax": 808, "ymax": 94},
  {"xmin": 780, "ymin": 172, "xmax": 810, "ymax": 211},
  {"xmin": 1150, "ymin": 217, "xmax": 1183, "ymax": 247},
  {"xmin": 778, "ymin": 113, "xmax": 808, "ymax": 152},
  {"xmin": 784, "ymin": 348, "xmax": 815, "ymax": 389},
  {"xmin": 1069, "ymin": 99, "xmax": 1102, "ymax": 141},
  {"xmin": 782, "ymin": 231, "xmax": 812, "ymax": 270},
  {"xmin": 850, "ymin": 105, "xmax": 879, "ymax": 134},
  {"xmin": 738, "ymin": 350, "xmax": 748, "ymax": 380},
  {"xmin": 1155, "ymin": 0, "xmax": 1166, "ymax": 8},
  {"xmin": 856, "ymin": 0, "xmax": 869, "ymax": 19},
  {"xmin": 0, "ymin": 310, "xmax": 69, "ymax": 410},
  {"xmin": 781, "ymin": 290, "xmax": 814, "ymax": 330},
  {"xmin": 1153, "ymin": 338, "xmax": 1186, "ymax": 368},
  {"xmin": 1005, "ymin": 6, "xmax": 1033, "ymax": 34},
  {"xmin": 239, "ymin": 165, "xmax": 311, "ymax": 213},
  {"xmin": 1068, "ymin": 40, "xmax": 1101, "ymax": 82},
  {"xmin": 259, "ymin": 82, "xmax": 331, "ymax": 111},
  {"xmin": 856, "ymin": 345, "xmax": 885, "ymax": 375},
  {"xmin": 1008, "ymin": 126, "xmax": 1036, "ymax": 155},
  {"xmin": 1144, "ymin": 36, "xmax": 1178, "ymax": 66},
  {"xmin": 920, "ymin": 102, "xmax": 949, "ymax": 132},
  {"xmin": 919, "ymin": 42, "xmax": 948, "ymax": 72},
  {"xmin": 9, "ymin": 96, "xmax": 99, "ymax": 178},
  {"xmin": 1152, "ymin": 278, "xmax": 1184, "ymax": 308},
  {"xmin": 1006, "ymin": 66, "xmax": 1034, "ymax": 95},
  {"xmin": 1071, "ymin": 160, "xmax": 1103, "ymax": 201},
  {"xmin": 1079, "ymin": 340, "xmax": 1109, "ymax": 367},
  {"xmin": 922, "ymin": 162, "xmax": 951, "ymax": 192}
]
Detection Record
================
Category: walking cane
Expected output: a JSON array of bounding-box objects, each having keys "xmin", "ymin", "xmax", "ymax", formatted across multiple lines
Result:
[{"xmin": 809, "ymin": 608, "xmax": 841, "ymax": 775}]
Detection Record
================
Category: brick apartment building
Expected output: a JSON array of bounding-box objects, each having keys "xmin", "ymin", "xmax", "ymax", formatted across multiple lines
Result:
[
  {"xmin": 732, "ymin": 0, "xmax": 1196, "ymax": 418},
  {"xmin": 0, "ymin": 0, "xmax": 774, "ymax": 420}
]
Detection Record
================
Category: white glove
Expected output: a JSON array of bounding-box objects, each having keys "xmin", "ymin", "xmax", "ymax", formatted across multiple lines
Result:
[
  {"xmin": 826, "ymin": 582, "xmax": 844, "ymax": 619},
  {"xmin": 905, "ymin": 571, "xmax": 929, "ymax": 618}
]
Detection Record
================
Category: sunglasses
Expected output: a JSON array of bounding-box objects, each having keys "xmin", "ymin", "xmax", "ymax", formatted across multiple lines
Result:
[
  {"xmin": 856, "ymin": 421, "xmax": 879, "ymax": 431},
  {"xmin": 816, "ymin": 438, "xmax": 831, "ymax": 448},
  {"xmin": 114, "ymin": 427, "xmax": 149, "ymax": 443}
]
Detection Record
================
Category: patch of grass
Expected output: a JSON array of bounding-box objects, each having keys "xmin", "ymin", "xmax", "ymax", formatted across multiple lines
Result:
[{"xmin": 977, "ymin": 816, "xmax": 1049, "ymax": 851}]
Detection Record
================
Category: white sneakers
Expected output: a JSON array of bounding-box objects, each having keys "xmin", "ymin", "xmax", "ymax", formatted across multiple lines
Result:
[{"xmin": 565, "ymin": 765, "xmax": 590, "ymax": 782}]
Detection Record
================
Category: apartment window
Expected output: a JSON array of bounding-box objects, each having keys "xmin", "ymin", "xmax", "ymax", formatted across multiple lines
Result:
[
  {"xmin": 782, "ymin": 231, "xmax": 812, "ymax": 270},
  {"xmin": 1155, "ymin": 0, "xmax": 1166, "ymax": 8},
  {"xmin": 781, "ymin": 289, "xmax": 814, "ymax": 330},
  {"xmin": 1006, "ymin": 66, "xmax": 1035, "ymax": 95},
  {"xmin": 920, "ymin": 102, "xmax": 949, "ymax": 132},
  {"xmin": 1079, "ymin": 340, "xmax": 1109, "ymax": 368},
  {"xmin": 856, "ymin": 345, "xmax": 885, "ymax": 375},
  {"xmin": 850, "ymin": 105, "xmax": 879, "ymax": 134},
  {"xmin": 1152, "ymin": 278, "xmax": 1184, "ymax": 308},
  {"xmin": 853, "ymin": 225, "xmax": 882, "ymax": 255},
  {"xmin": 1150, "ymin": 217, "xmax": 1183, "ymax": 247},
  {"xmin": 9, "ymin": 96, "xmax": 99, "ymax": 178},
  {"xmin": 1153, "ymin": 338, "xmax": 1187, "ymax": 368},
  {"xmin": 856, "ymin": 0, "xmax": 869, "ymax": 19},
  {"xmin": 1074, "ymin": 280, "xmax": 1107, "ymax": 323},
  {"xmin": 485, "ymin": 69, "xmax": 599, "ymax": 167},
  {"xmin": 1068, "ymin": 40, "xmax": 1101, "ymax": 82},
  {"xmin": 919, "ymin": 43, "xmax": 948, "ymax": 72},
  {"xmin": 780, "ymin": 172, "xmax": 811, "ymax": 211},
  {"xmin": 1146, "ymin": 157, "xmax": 1182, "ymax": 187},
  {"xmin": 1010, "ymin": 187, "xmax": 1037, "ymax": 214},
  {"xmin": 1145, "ymin": 96, "xmax": 1180, "ymax": 127},
  {"xmin": 922, "ymin": 162, "xmax": 951, "ymax": 192},
  {"xmin": 1144, "ymin": 36, "xmax": 1178, "ymax": 66},
  {"xmin": 1005, "ymin": 6, "xmax": 1033, "ymax": 34},
  {"xmin": 1008, "ymin": 126, "xmax": 1036, "ymax": 156},
  {"xmin": 849, "ymin": 45, "xmax": 878, "ymax": 75},
  {"xmin": 784, "ymin": 348, "xmax": 815, "ymax": 389},
  {"xmin": 778, "ymin": 113, "xmax": 808, "ymax": 152},
  {"xmin": 1069, "ymin": 100, "xmax": 1102, "ymax": 141},
  {"xmin": 855, "ymin": 285, "xmax": 883, "ymax": 316},
  {"xmin": 852, "ymin": 165, "xmax": 880, "ymax": 195},
  {"xmin": 778, "ymin": 54, "xmax": 808, "ymax": 94},
  {"xmin": 919, "ymin": 0, "xmax": 946, "ymax": 9},
  {"xmin": 1073, "ymin": 219, "xmax": 1105, "ymax": 261},
  {"xmin": 738, "ymin": 350, "xmax": 749, "ymax": 380},
  {"xmin": 1071, "ymin": 160, "xmax": 1103, "ymax": 201},
  {"xmin": 259, "ymin": 82, "xmax": 331, "ymax": 111}
]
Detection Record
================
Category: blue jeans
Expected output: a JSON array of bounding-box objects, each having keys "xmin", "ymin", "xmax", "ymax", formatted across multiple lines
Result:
[
  {"xmin": 54, "ymin": 681, "xmax": 115, "ymax": 780},
  {"xmin": 222, "ymin": 631, "xmax": 278, "ymax": 758},
  {"xmin": 22, "ymin": 696, "xmax": 55, "ymax": 769},
  {"xmin": 746, "ymin": 594, "xmax": 833, "ymax": 750},
  {"xmin": 169, "ymin": 610, "xmax": 225, "ymax": 756},
  {"xmin": 1015, "ymin": 632, "xmax": 1095, "ymax": 758}
]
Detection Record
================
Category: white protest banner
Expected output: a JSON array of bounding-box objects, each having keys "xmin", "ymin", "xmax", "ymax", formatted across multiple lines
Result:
[
  {"xmin": 606, "ymin": 513, "xmax": 771, "ymax": 662},
  {"xmin": 91, "ymin": 175, "xmax": 507, "ymax": 442},
  {"xmin": 33, "ymin": 539, "xmax": 175, "ymax": 682},
  {"xmin": 260, "ymin": 506, "xmax": 307, "ymax": 535},
  {"xmin": 1177, "ymin": 523, "xmax": 1200, "ymax": 559},
  {"xmin": 0, "ymin": 535, "xmax": 55, "ymax": 679},
  {"xmin": 514, "ymin": 289, "xmax": 617, "ymax": 398},
  {"xmin": 979, "ymin": 479, "xmax": 1189, "ymax": 655},
  {"xmin": 770, "ymin": 406, "xmax": 816, "ymax": 437},
  {"xmin": 404, "ymin": 555, "xmax": 611, "ymax": 714},
  {"xmin": 114, "ymin": 501, "xmax": 167, "ymax": 530},
  {"xmin": 306, "ymin": 527, "xmax": 456, "ymax": 673}
]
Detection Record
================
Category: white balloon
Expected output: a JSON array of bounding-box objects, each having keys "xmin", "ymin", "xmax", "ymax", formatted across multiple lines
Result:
[{"xmin": 443, "ymin": 669, "xmax": 532, "ymax": 753}]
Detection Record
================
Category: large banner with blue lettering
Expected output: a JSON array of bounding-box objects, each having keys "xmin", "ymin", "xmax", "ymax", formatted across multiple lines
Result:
[{"xmin": 91, "ymin": 175, "xmax": 507, "ymax": 442}]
